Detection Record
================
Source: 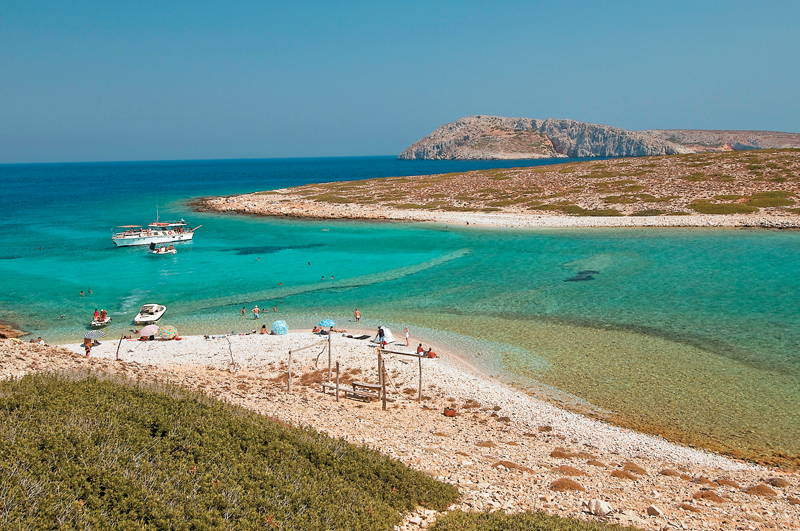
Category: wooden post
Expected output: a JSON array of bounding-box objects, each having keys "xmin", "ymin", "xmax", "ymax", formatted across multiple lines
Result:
[
  {"xmin": 287, "ymin": 349, "xmax": 292, "ymax": 392},
  {"xmin": 377, "ymin": 351, "xmax": 384, "ymax": 409},
  {"xmin": 115, "ymin": 332, "xmax": 124, "ymax": 361},
  {"xmin": 418, "ymin": 354, "xmax": 423, "ymax": 402},
  {"xmin": 381, "ymin": 357, "xmax": 387, "ymax": 411},
  {"xmin": 335, "ymin": 361, "xmax": 340, "ymax": 402},
  {"xmin": 327, "ymin": 333, "xmax": 332, "ymax": 382}
]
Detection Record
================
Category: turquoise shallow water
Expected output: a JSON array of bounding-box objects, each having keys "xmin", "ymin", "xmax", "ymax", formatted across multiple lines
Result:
[{"xmin": 1, "ymin": 157, "xmax": 799, "ymax": 465}]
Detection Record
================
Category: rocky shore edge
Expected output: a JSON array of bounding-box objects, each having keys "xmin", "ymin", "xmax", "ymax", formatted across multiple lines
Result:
[
  {"xmin": 195, "ymin": 194, "xmax": 800, "ymax": 229},
  {"xmin": 3, "ymin": 336, "xmax": 798, "ymax": 530}
]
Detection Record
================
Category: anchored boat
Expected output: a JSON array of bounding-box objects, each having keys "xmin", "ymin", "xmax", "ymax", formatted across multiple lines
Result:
[
  {"xmin": 112, "ymin": 218, "xmax": 201, "ymax": 247},
  {"xmin": 134, "ymin": 304, "xmax": 167, "ymax": 324}
]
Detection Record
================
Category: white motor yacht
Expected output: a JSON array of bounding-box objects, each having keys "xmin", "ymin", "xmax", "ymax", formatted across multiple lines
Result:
[{"xmin": 112, "ymin": 218, "xmax": 201, "ymax": 247}]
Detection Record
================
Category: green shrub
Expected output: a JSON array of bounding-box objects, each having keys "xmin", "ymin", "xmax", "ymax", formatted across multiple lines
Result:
[
  {"xmin": 631, "ymin": 209, "xmax": 665, "ymax": 216},
  {"xmin": 0, "ymin": 373, "xmax": 458, "ymax": 530},
  {"xmin": 688, "ymin": 201, "xmax": 758, "ymax": 214},
  {"xmin": 431, "ymin": 510, "xmax": 645, "ymax": 531},
  {"xmin": 715, "ymin": 194, "xmax": 743, "ymax": 200},
  {"xmin": 745, "ymin": 191, "xmax": 794, "ymax": 207}
]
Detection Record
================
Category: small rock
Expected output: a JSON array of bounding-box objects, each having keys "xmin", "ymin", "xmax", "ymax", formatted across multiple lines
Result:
[
  {"xmin": 583, "ymin": 499, "xmax": 614, "ymax": 516},
  {"xmin": 646, "ymin": 505, "xmax": 663, "ymax": 516},
  {"xmin": 408, "ymin": 516, "xmax": 422, "ymax": 524}
]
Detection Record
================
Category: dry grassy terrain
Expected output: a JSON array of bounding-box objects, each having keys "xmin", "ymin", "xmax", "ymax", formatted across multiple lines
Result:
[{"xmin": 253, "ymin": 149, "xmax": 800, "ymax": 218}]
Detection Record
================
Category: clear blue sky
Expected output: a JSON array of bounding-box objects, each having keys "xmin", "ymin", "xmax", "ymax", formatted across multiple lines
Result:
[{"xmin": 2, "ymin": 1, "xmax": 798, "ymax": 163}]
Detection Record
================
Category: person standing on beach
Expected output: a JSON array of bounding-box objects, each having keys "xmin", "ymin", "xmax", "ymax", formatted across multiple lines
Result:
[
  {"xmin": 83, "ymin": 338, "xmax": 91, "ymax": 357},
  {"xmin": 354, "ymin": 308, "xmax": 361, "ymax": 322},
  {"xmin": 252, "ymin": 305, "xmax": 260, "ymax": 319},
  {"xmin": 404, "ymin": 326, "xmax": 410, "ymax": 346}
]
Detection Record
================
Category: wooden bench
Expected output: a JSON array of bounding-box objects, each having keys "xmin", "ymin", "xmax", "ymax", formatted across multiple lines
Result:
[{"xmin": 320, "ymin": 380, "xmax": 380, "ymax": 401}]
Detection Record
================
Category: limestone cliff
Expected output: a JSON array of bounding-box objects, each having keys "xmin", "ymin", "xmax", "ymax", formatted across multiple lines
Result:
[
  {"xmin": 399, "ymin": 116, "xmax": 800, "ymax": 160},
  {"xmin": 643, "ymin": 129, "xmax": 800, "ymax": 152}
]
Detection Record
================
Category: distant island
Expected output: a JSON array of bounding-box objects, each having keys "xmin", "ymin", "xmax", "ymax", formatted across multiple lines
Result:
[{"xmin": 398, "ymin": 115, "xmax": 800, "ymax": 160}]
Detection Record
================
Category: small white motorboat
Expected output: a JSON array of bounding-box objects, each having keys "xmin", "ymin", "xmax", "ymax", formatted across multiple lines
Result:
[
  {"xmin": 148, "ymin": 243, "xmax": 177, "ymax": 255},
  {"xmin": 90, "ymin": 316, "xmax": 112, "ymax": 327},
  {"xmin": 134, "ymin": 304, "xmax": 167, "ymax": 324}
]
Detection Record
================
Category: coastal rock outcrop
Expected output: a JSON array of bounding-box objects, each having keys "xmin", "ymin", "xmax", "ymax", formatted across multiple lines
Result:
[{"xmin": 399, "ymin": 115, "xmax": 800, "ymax": 160}]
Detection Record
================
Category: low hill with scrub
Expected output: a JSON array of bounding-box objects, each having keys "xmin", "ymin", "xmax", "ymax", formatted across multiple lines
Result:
[{"xmin": 201, "ymin": 149, "xmax": 800, "ymax": 221}]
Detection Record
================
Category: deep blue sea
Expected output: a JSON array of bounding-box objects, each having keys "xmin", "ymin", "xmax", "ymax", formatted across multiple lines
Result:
[{"xmin": 1, "ymin": 156, "xmax": 798, "ymax": 464}]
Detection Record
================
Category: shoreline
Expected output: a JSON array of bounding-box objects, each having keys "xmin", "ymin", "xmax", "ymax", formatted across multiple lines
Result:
[
  {"xmin": 196, "ymin": 193, "xmax": 800, "ymax": 229},
  {"xmin": 3, "ymin": 335, "xmax": 798, "ymax": 530}
]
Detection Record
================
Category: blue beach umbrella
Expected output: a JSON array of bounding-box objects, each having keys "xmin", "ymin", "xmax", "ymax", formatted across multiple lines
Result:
[
  {"xmin": 318, "ymin": 319, "xmax": 336, "ymax": 328},
  {"xmin": 272, "ymin": 320, "xmax": 288, "ymax": 335}
]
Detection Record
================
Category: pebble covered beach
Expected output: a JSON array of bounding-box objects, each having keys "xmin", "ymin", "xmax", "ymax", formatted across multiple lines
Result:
[{"xmin": 4, "ymin": 334, "xmax": 798, "ymax": 530}]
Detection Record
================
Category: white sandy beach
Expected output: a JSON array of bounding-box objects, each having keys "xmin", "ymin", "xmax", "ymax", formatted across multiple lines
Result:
[{"xmin": 4, "ymin": 332, "xmax": 784, "ymax": 530}]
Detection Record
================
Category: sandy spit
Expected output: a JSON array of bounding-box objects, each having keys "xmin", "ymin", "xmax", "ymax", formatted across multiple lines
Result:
[{"xmin": 198, "ymin": 193, "xmax": 800, "ymax": 229}]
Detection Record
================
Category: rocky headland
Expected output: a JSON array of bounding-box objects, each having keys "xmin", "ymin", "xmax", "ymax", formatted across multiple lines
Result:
[{"xmin": 398, "ymin": 116, "xmax": 800, "ymax": 160}]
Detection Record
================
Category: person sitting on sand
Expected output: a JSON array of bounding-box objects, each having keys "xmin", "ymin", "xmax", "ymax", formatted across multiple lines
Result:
[
  {"xmin": 329, "ymin": 326, "xmax": 347, "ymax": 333},
  {"xmin": 425, "ymin": 347, "xmax": 437, "ymax": 358},
  {"xmin": 260, "ymin": 324, "xmax": 267, "ymax": 334},
  {"xmin": 417, "ymin": 343, "xmax": 424, "ymax": 355},
  {"xmin": 312, "ymin": 326, "xmax": 322, "ymax": 333}
]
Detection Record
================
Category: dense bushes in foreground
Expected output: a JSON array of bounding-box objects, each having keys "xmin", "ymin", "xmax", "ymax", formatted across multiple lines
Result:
[
  {"xmin": 431, "ymin": 510, "xmax": 646, "ymax": 531},
  {"xmin": 0, "ymin": 372, "xmax": 457, "ymax": 530}
]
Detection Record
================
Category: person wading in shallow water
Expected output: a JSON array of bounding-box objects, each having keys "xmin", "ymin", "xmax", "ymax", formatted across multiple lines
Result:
[{"xmin": 354, "ymin": 308, "xmax": 361, "ymax": 322}]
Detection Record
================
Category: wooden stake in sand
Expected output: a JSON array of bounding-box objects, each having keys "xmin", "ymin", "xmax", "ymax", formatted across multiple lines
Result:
[
  {"xmin": 288, "ymin": 342, "xmax": 320, "ymax": 393},
  {"xmin": 380, "ymin": 348, "xmax": 424, "ymax": 402}
]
